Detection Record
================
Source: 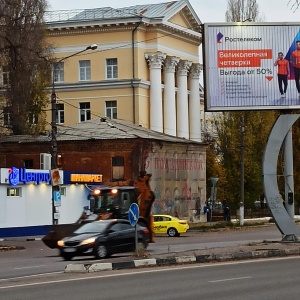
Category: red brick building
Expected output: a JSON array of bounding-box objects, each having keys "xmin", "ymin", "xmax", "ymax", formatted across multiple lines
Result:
[{"xmin": 0, "ymin": 118, "xmax": 207, "ymax": 220}]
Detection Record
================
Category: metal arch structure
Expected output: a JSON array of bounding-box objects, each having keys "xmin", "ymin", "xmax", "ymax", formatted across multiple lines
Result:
[{"xmin": 262, "ymin": 114, "xmax": 300, "ymax": 241}]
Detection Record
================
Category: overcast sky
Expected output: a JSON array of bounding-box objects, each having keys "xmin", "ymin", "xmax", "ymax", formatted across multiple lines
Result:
[{"xmin": 47, "ymin": 0, "xmax": 300, "ymax": 23}]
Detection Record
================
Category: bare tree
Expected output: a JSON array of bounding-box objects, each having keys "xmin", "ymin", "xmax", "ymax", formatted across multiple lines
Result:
[
  {"xmin": 288, "ymin": 0, "xmax": 300, "ymax": 12},
  {"xmin": 0, "ymin": 0, "xmax": 52, "ymax": 135},
  {"xmin": 225, "ymin": 0, "xmax": 261, "ymax": 22}
]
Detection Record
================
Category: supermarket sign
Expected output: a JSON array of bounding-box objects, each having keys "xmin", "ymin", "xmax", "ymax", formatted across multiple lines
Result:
[{"xmin": 203, "ymin": 22, "xmax": 300, "ymax": 111}]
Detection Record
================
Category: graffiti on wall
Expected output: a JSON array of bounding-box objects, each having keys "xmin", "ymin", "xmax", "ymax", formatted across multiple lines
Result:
[{"xmin": 145, "ymin": 148, "xmax": 206, "ymax": 220}]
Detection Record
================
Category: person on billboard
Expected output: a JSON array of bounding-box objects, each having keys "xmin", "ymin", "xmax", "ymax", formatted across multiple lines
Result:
[
  {"xmin": 274, "ymin": 52, "xmax": 289, "ymax": 98},
  {"xmin": 290, "ymin": 41, "xmax": 300, "ymax": 98}
]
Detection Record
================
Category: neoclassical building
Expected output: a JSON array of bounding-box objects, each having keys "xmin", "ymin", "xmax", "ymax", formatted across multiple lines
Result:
[{"xmin": 44, "ymin": 0, "xmax": 202, "ymax": 141}]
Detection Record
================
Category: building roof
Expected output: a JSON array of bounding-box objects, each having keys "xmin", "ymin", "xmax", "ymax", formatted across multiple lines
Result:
[
  {"xmin": 0, "ymin": 117, "xmax": 204, "ymax": 145},
  {"xmin": 45, "ymin": 0, "xmax": 201, "ymax": 33}
]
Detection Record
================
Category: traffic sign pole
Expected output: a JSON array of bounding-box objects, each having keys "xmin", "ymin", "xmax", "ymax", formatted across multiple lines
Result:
[
  {"xmin": 128, "ymin": 203, "xmax": 139, "ymax": 256},
  {"xmin": 135, "ymin": 224, "xmax": 138, "ymax": 256}
]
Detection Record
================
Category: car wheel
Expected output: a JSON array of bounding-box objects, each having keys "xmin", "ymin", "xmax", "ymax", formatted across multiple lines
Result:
[
  {"xmin": 61, "ymin": 253, "xmax": 73, "ymax": 261},
  {"xmin": 167, "ymin": 227, "xmax": 178, "ymax": 237},
  {"xmin": 95, "ymin": 244, "xmax": 108, "ymax": 259}
]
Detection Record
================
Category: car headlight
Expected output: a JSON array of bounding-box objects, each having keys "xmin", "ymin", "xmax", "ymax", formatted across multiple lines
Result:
[
  {"xmin": 80, "ymin": 237, "xmax": 96, "ymax": 246},
  {"xmin": 57, "ymin": 240, "xmax": 64, "ymax": 247}
]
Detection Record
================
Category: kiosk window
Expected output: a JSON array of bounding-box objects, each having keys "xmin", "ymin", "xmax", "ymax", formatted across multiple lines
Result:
[{"xmin": 7, "ymin": 187, "xmax": 21, "ymax": 196}]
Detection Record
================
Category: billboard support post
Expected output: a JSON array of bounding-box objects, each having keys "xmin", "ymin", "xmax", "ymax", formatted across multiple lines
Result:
[{"xmin": 240, "ymin": 114, "xmax": 245, "ymax": 226}]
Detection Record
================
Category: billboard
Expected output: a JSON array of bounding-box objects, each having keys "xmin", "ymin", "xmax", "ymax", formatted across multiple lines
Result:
[{"xmin": 203, "ymin": 23, "xmax": 300, "ymax": 111}]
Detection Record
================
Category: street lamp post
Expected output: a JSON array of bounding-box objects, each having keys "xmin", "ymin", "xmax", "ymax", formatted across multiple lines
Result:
[{"xmin": 50, "ymin": 44, "xmax": 97, "ymax": 224}]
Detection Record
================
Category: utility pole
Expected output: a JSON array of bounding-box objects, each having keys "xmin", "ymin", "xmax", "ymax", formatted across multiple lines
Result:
[{"xmin": 50, "ymin": 44, "xmax": 97, "ymax": 225}]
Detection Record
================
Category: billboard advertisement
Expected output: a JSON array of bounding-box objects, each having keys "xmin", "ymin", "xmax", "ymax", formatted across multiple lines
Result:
[{"xmin": 203, "ymin": 23, "xmax": 300, "ymax": 111}]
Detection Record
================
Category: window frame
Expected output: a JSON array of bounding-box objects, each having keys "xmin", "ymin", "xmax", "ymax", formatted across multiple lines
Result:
[
  {"xmin": 106, "ymin": 58, "xmax": 118, "ymax": 79},
  {"xmin": 53, "ymin": 62, "xmax": 64, "ymax": 83},
  {"xmin": 79, "ymin": 102, "xmax": 91, "ymax": 122},
  {"xmin": 112, "ymin": 156, "xmax": 124, "ymax": 181},
  {"xmin": 1, "ymin": 66, "xmax": 9, "ymax": 86},
  {"xmin": 28, "ymin": 111, "xmax": 38, "ymax": 125},
  {"xmin": 79, "ymin": 60, "xmax": 91, "ymax": 81},
  {"xmin": 2, "ymin": 107, "xmax": 11, "ymax": 127},
  {"xmin": 56, "ymin": 103, "xmax": 65, "ymax": 124},
  {"xmin": 105, "ymin": 101, "xmax": 117, "ymax": 119},
  {"xmin": 7, "ymin": 187, "xmax": 22, "ymax": 197},
  {"xmin": 23, "ymin": 159, "xmax": 33, "ymax": 168}
]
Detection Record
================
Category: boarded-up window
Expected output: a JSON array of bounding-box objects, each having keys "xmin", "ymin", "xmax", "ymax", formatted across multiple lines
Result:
[{"xmin": 112, "ymin": 156, "xmax": 124, "ymax": 181}]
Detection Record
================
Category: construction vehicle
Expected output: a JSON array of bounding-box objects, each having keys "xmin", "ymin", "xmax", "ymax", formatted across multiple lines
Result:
[{"xmin": 42, "ymin": 173, "xmax": 155, "ymax": 249}]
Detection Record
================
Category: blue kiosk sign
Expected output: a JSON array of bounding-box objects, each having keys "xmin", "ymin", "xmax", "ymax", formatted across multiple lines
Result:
[{"xmin": 8, "ymin": 167, "xmax": 51, "ymax": 186}]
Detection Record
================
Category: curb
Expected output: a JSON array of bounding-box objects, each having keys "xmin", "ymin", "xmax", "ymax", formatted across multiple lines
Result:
[
  {"xmin": 0, "ymin": 237, "xmax": 42, "ymax": 242},
  {"xmin": 64, "ymin": 248, "xmax": 300, "ymax": 273},
  {"xmin": 0, "ymin": 246, "xmax": 25, "ymax": 251}
]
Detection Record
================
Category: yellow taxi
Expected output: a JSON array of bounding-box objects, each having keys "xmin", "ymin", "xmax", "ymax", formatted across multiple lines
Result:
[{"xmin": 153, "ymin": 214, "xmax": 189, "ymax": 237}]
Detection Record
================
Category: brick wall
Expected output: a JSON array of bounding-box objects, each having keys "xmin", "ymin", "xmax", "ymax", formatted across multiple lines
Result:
[{"xmin": 0, "ymin": 139, "xmax": 153, "ymax": 186}]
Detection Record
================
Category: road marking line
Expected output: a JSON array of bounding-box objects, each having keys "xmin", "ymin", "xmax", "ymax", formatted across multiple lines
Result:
[
  {"xmin": 0, "ymin": 272, "xmax": 62, "ymax": 282},
  {"xmin": 0, "ymin": 256, "xmax": 298, "ymax": 289},
  {"xmin": 209, "ymin": 276, "xmax": 252, "ymax": 283},
  {"xmin": 14, "ymin": 265, "xmax": 46, "ymax": 270}
]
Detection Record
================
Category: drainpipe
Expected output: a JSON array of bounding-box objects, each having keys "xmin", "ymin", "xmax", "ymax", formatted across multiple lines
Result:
[{"xmin": 131, "ymin": 20, "xmax": 142, "ymax": 125}]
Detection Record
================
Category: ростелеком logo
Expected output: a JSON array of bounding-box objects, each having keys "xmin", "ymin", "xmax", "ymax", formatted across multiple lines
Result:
[{"xmin": 217, "ymin": 32, "xmax": 223, "ymax": 43}]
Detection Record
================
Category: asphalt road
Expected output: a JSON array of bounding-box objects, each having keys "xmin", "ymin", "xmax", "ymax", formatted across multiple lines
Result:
[
  {"xmin": 0, "ymin": 225, "xmax": 283, "ymax": 279},
  {"xmin": 0, "ymin": 256, "xmax": 300, "ymax": 299}
]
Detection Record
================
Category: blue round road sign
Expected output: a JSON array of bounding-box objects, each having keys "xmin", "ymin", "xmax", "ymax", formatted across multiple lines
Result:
[{"xmin": 128, "ymin": 203, "xmax": 139, "ymax": 226}]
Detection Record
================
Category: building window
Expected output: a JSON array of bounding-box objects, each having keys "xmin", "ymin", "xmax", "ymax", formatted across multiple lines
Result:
[
  {"xmin": 28, "ymin": 112, "xmax": 38, "ymax": 125},
  {"xmin": 112, "ymin": 156, "xmax": 124, "ymax": 181},
  {"xmin": 53, "ymin": 62, "xmax": 64, "ymax": 83},
  {"xmin": 106, "ymin": 58, "xmax": 118, "ymax": 79},
  {"xmin": 56, "ymin": 103, "xmax": 65, "ymax": 124},
  {"xmin": 23, "ymin": 159, "xmax": 33, "ymax": 168},
  {"xmin": 79, "ymin": 102, "xmax": 91, "ymax": 122},
  {"xmin": 105, "ymin": 101, "xmax": 117, "ymax": 119},
  {"xmin": 79, "ymin": 60, "xmax": 91, "ymax": 81},
  {"xmin": 7, "ymin": 187, "xmax": 21, "ymax": 197},
  {"xmin": 57, "ymin": 154, "xmax": 63, "ymax": 167},
  {"xmin": 3, "ymin": 107, "xmax": 11, "ymax": 127},
  {"xmin": 1, "ymin": 66, "xmax": 9, "ymax": 86}
]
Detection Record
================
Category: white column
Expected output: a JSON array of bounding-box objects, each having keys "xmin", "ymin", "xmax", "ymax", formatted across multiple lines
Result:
[
  {"xmin": 176, "ymin": 60, "xmax": 191, "ymax": 139},
  {"xmin": 189, "ymin": 63, "xmax": 202, "ymax": 142},
  {"xmin": 163, "ymin": 56, "xmax": 179, "ymax": 136},
  {"xmin": 145, "ymin": 52, "xmax": 166, "ymax": 132}
]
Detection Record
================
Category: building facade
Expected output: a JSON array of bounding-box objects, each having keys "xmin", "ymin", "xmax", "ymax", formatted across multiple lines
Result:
[
  {"xmin": 0, "ymin": 168, "xmax": 93, "ymax": 236},
  {"xmin": 0, "ymin": 118, "xmax": 207, "ymax": 224},
  {"xmin": 44, "ymin": 0, "xmax": 202, "ymax": 141}
]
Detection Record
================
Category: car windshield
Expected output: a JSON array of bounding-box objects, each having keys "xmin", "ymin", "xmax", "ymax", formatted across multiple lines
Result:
[{"xmin": 74, "ymin": 222, "xmax": 109, "ymax": 234}]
